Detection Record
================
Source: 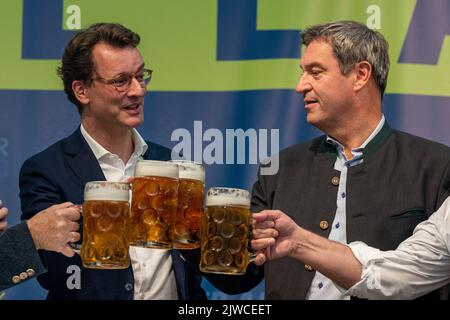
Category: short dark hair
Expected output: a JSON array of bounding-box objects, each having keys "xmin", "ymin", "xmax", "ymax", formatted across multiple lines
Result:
[
  {"xmin": 57, "ymin": 23, "xmax": 140, "ymax": 114},
  {"xmin": 302, "ymin": 21, "xmax": 390, "ymax": 97}
]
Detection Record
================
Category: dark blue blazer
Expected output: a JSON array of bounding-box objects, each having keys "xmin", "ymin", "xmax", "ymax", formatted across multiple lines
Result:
[
  {"xmin": 19, "ymin": 128, "xmax": 206, "ymax": 300},
  {"xmin": 0, "ymin": 221, "xmax": 47, "ymax": 291}
]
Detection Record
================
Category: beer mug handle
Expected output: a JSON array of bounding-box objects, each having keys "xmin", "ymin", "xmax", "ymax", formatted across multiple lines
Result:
[
  {"xmin": 248, "ymin": 252, "xmax": 257, "ymax": 264},
  {"xmin": 68, "ymin": 204, "xmax": 82, "ymax": 255},
  {"xmin": 69, "ymin": 243, "xmax": 81, "ymax": 255}
]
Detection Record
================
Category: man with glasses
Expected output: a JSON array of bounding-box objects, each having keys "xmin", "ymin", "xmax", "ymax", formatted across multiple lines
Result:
[{"xmin": 19, "ymin": 23, "xmax": 205, "ymax": 300}]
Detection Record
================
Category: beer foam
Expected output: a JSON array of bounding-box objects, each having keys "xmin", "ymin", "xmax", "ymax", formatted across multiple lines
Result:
[
  {"xmin": 171, "ymin": 160, "xmax": 205, "ymax": 181},
  {"xmin": 84, "ymin": 181, "xmax": 130, "ymax": 201},
  {"xmin": 134, "ymin": 160, "xmax": 179, "ymax": 179},
  {"xmin": 205, "ymin": 188, "xmax": 250, "ymax": 207}
]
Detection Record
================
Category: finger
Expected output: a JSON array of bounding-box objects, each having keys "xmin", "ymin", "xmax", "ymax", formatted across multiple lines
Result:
[
  {"xmin": 252, "ymin": 211, "xmax": 271, "ymax": 222},
  {"xmin": 124, "ymin": 177, "xmax": 134, "ymax": 183},
  {"xmin": 61, "ymin": 207, "xmax": 81, "ymax": 221},
  {"xmin": 68, "ymin": 204, "xmax": 82, "ymax": 211},
  {"xmin": 0, "ymin": 207, "xmax": 8, "ymax": 220},
  {"xmin": 0, "ymin": 220, "xmax": 7, "ymax": 232},
  {"xmin": 70, "ymin": 231, "xmax": 81, "ymax": 243},
  {"xmin": 68, "ymin": 221, "xmax": 80, "ymax": 232},
  {"xmin": 254, "ymin": 253, "xmax": 267, "ymax": 266},
  {"xmin": 53, "ymin": 202, "xmax": 76, "ymax": 209},
  {"xmin": 72, "ymin": 232, "xmax": 81, "ymax": 242},
  {"xmin": 253, "ymin": 228, "xmax": 278, "ymax": 239},
  {"xmin": 66, "ymin": 231, "xmax": 79, "ymax": 243},
  {"xmin": 251, "ymin": 238, "xmax": 275, "ymax": 251},
  {"xmin": 0, "ymin": 199, "xmax": 3, "ymax": 208},
  {"xmin": 60, "ymin": 244, "xmax": 75, "ymax": 258},
  {"xmin": 252, "ymin": 210, "xmax": 281, "ymax": 223},
  {"xmin": 253, "ymin": 220, "xmax": 275, "ymax": 229}
]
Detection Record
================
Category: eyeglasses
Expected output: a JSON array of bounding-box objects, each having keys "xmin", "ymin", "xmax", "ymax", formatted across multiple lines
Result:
[{"xmin": 90, "ymin": 68, "xmax": 153, "ymax": 92}]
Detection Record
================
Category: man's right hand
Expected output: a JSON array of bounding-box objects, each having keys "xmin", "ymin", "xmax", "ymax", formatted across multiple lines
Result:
[
  {"xmin": 251, "ymin": 210, "xmax": 301, "ymax": 265},
  {"xmin": 27, "ymin": 202, "xmax": 81, "ymax": 257}
]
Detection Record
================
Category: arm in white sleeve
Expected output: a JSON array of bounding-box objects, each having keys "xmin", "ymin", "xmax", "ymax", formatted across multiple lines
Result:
[{"xmin": 344, "ymin": 198, "xmax": 450, "ymax": 299}]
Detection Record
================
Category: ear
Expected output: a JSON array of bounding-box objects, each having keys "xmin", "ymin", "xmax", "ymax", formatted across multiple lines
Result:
[
  {"xmin": 353, "ymin": 61, "xmax": 372, "ymax": 92},
  {"xmin": 72, "ymin": 80, "xmax": 90, "ymax": 105}
]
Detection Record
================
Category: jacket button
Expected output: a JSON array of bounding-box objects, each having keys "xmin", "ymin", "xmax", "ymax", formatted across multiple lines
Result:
[
  {"xmin": 19, "ymin": 272, "xmax": 28, "ymax": 280},
  {"xmin": 26, "ymin": 269, "xmax": 35, "ymax": 277},
  {"xmin": 304, "ymin": 264, "xmax": 314, "ymax": 272},
  {"xmin": 12, "ymin": 275, "xmax": 21, "ymax": 284},
  {"xmin": 319, "ymin": 221, "xmax": 329, "ymax": 230},
  {"xmin": 331, "ymin": 176, "xmax": 340, "ymax": 186},
  {"xmin": 125, "ymin": 283, "xmax": 133, "ymax": 291}
]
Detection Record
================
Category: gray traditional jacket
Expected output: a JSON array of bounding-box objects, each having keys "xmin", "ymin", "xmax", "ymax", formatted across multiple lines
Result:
[{"xmin": 251, "ymin": 122, "xmax": 450, "ymax": 299}]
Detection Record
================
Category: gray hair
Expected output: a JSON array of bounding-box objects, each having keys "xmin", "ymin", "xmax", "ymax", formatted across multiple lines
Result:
[{"xmin": 301, "ymin": 21, "xmax": 390, "ymax": 97}]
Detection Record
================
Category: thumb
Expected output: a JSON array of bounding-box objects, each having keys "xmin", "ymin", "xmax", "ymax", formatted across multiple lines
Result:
[
  {"xmin": 254, "ymin": 252, "xmax": 267, "ymax": 266},
  {"xmin": 60, "ymin": 244, "xmax": 75, "ymax": 258}
]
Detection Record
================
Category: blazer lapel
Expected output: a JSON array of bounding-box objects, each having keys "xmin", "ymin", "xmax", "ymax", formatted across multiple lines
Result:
[{"xmin": 63, "ymin": 127, "xmax": 106, "ymax": 188}]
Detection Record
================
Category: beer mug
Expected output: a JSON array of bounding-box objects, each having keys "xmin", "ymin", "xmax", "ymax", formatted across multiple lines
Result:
[
  {"xmin": 128, "ymin": 160, "xmax": 179, "ymax": 249},
  {"xmin": 200, "ymin": 187, "xmax": 255, "ymax": 275},
  {"xmin": 79, "ymin": 181, "xmax": 131, "ymax": 269},
  {"xmin": 170, "ymin": 160, "xmax": 205, "ymax": 249}
]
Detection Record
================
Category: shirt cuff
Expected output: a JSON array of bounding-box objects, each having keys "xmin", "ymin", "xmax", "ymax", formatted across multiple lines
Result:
[
  {"xmin": 334, "ymin": 241, "xmax": 384, "ymax": 297},
  {"xmin": 348, "ymin": 241, "xmax": 383, "ymax": 265}
]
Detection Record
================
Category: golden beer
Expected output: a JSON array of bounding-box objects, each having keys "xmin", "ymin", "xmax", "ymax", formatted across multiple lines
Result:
[
  {"xmin": 128, "ymin": 160, "xmax": 179, "ymax": 249},
  {"xmin": 171, "ymin": 161, "xmax": 205, "ymax": 249},
  {"xmin": 200, "ymin": 187, "xmax": 253, "ymax": 275},
  {"xmin": 80, "ymin": 181, "xmax": 130, "ymax": 269}
]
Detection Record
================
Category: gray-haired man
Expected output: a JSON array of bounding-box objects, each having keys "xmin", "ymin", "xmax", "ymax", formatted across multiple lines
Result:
[{"xmin": 247, "ymin": 20, "xmax": 450, "ymax": 299}]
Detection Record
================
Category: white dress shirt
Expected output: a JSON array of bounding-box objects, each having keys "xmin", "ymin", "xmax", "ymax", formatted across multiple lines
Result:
[
  {"xmin": 342, "ymin": 196, "xmax": 450, "ymax": 299},
  {"xmin": 80, "ymin": 125, "xmax": 179, "ymax": 300}
]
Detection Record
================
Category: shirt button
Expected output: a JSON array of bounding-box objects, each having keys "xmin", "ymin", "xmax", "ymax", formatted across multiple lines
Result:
[
  {"xmin": 331, "ymin": 176, "xmax": 340, "ymax": 186},
  {"xmin": 335, "ymin": 222, "xmax": 340, "ymax": 229},
  {"xmin": 319, "ymin": 221, "xmax": 329, "ymax": 230},
  {"xmin": 12, "ymin": 276, "xmax": 21, "ymax": 284},
  {"xmin": 341, "ymin": 192, "xmax": 346, "ymax": 198},
  {"xmin": 318, "ymin": 282, "xmax": 323, "ymax": 289},
  {"xmin": 19, "ymin": 272, "xmax": 28, "ymax": 280},
  {"xmin": 304, "ymin": 264, "xmax": 314, "ymax": 272}
]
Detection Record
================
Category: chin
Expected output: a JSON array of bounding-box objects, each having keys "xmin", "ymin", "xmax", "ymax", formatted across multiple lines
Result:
[
  {"xmin": 122, "ymin": 118, "xmax": 144, "ymax": 129},
  {"xmin": 306, "ymin": 115, "xmax": 324, "ymax": 129},
  {"xmin": 306, "ymin": 113, "xmax": 316, "ymax": 125}
]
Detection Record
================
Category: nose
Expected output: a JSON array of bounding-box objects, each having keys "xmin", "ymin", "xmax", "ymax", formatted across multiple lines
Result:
[
  {"xmin": 127, "ymin": 77, "xmax": 146, "ymax": 97},
  {"xmin": 295, "ymin": 74, "xmax": 312, "ymax": 95}
]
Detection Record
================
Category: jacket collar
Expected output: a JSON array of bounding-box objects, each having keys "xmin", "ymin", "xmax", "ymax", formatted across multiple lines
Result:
[
  {"xmin": 317, "ymin": 120, "xmax": 393, "ymax": 162},
  {"xmin": 363, "ymin": 121, "xmax": 392, "ymax": 158}
]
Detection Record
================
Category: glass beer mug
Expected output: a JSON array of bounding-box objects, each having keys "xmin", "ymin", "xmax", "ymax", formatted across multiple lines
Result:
[
  {"xmin": 79, "ymin": 181, "xmax": 131, "ymax": 269},
  {"xmin": 200, "ymin": 187, "xmax": 255, "ymax": 275},
  {"xmin": 128, "ymin": 160, "xmax": 179, "ymax": 249},
  {"xmin": 170, "ymin": 160, "xmax": 205, "ymax": 249}
]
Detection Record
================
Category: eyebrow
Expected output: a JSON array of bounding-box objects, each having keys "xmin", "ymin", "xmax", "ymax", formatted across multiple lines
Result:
[
  {"xmin": 112, "ymin": 63, "xmax": 146, "ymax": 78},
  {"xmin": 300, "ymin": 62, "xmax": 325, "ymax": 71}
]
